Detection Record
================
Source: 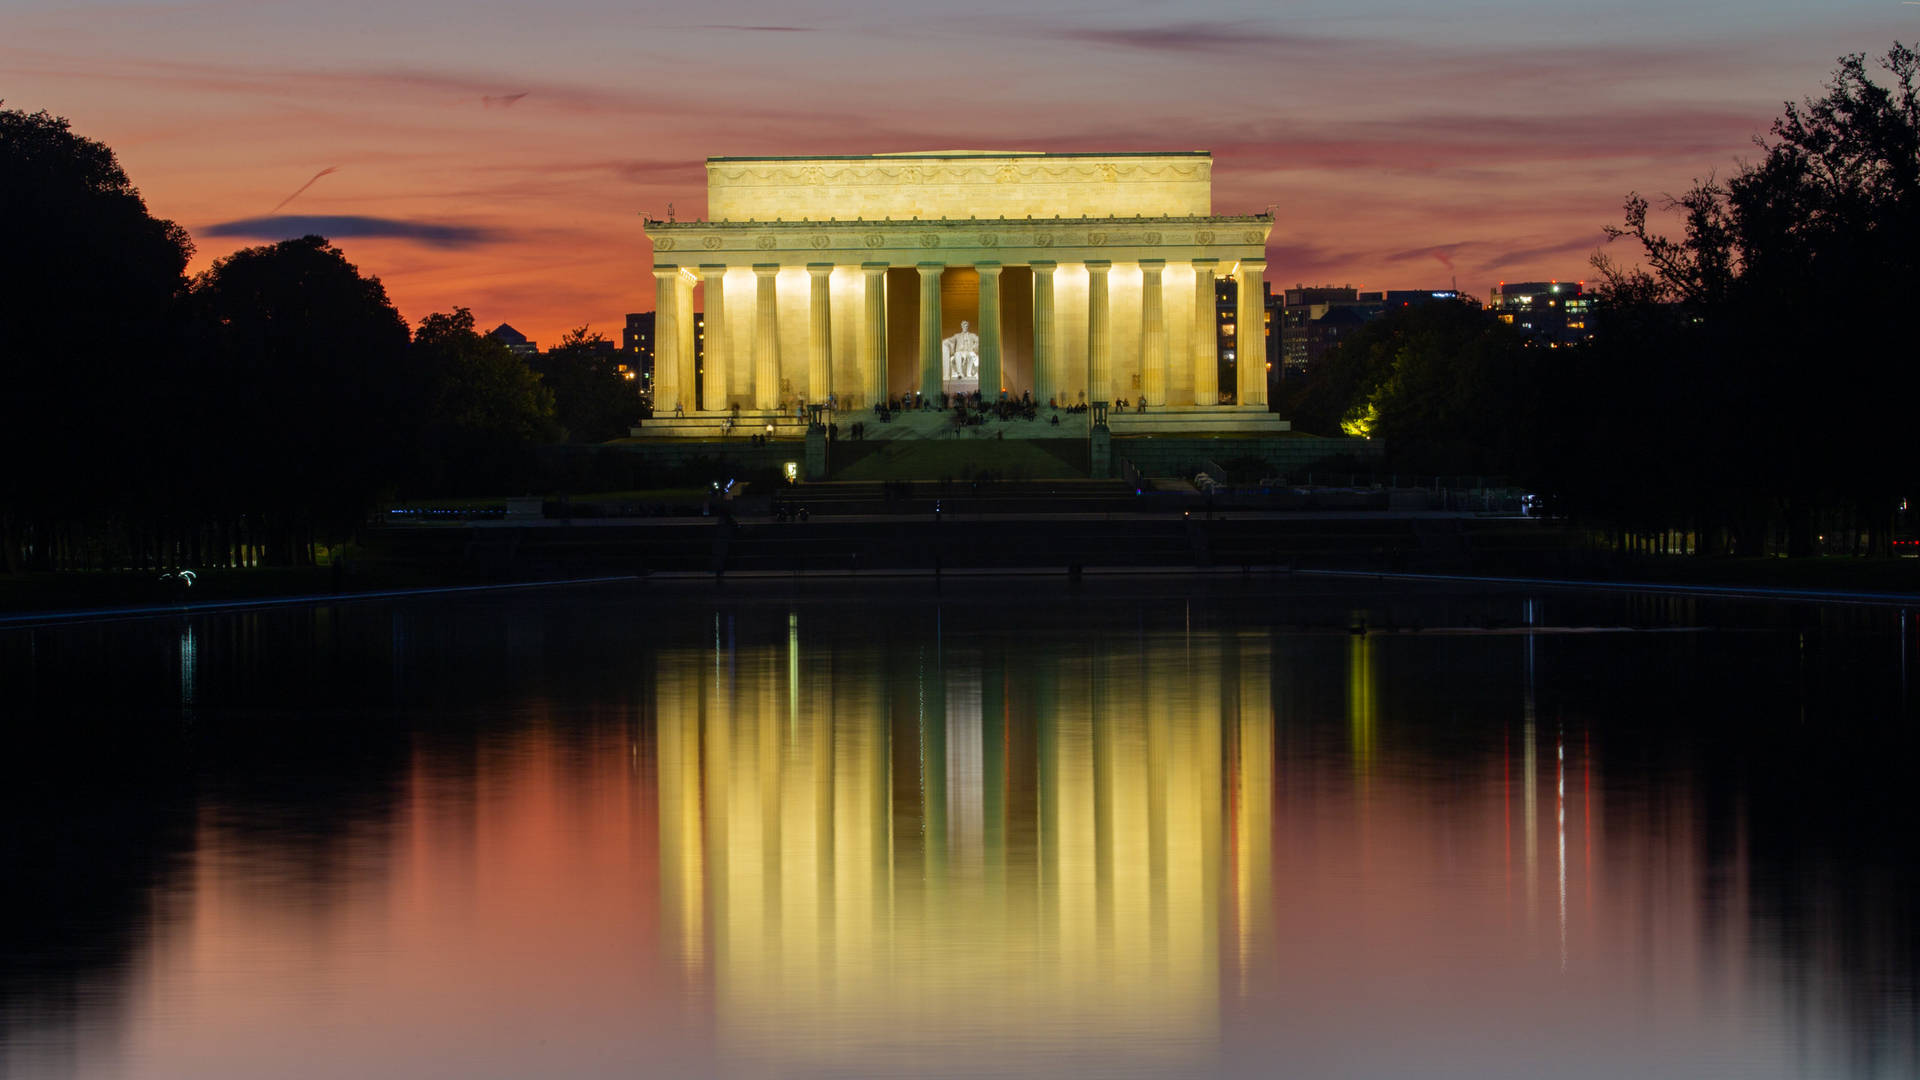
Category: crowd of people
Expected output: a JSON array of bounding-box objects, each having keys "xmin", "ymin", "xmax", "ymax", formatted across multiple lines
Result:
[{"xmin": 708, "ymin": 388, "xmax": 1130, "ymax": 438}]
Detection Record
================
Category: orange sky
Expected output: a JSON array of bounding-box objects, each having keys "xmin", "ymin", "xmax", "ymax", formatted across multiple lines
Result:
[{"xmin": 5, "ymin": 1, "xmax": 1911, "ymax": 347}]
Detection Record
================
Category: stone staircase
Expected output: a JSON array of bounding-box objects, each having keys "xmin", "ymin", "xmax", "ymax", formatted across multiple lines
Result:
[
  {"xmin": 628, "ymin": 411, "xmax": 810, "ymax": 439},
  {"xmin": 1104, "ymin": 404, "xmax": 1292, "ymax": 436}
]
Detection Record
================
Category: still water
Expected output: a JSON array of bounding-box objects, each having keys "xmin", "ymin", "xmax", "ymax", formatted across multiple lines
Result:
[{"xmin": 3, "ymin": 580, "xmax": 1916, "ymax": 1078}]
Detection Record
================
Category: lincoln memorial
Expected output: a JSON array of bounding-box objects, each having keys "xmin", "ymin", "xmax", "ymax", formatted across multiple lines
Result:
[{"xmin": 642, "ymin": 151, "xmax": 1278, "ymax": 431}]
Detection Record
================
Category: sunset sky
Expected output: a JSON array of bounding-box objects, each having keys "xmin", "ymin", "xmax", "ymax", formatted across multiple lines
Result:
[{"xmin": 6, "ymin": 1, "xmax": 1913, "ymax": 347}]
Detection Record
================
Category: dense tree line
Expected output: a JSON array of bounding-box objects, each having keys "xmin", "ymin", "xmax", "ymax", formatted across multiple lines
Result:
[
  {"xmin": 1, "ymin": 107, "xmax": 637, "ymax": 572},
  {"xmin": 1280, "ymin": 44, "xmax": 1918, "ymax": 555}
]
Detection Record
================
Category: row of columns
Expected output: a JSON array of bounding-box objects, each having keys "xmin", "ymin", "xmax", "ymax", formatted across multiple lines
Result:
[{"xmin": 651, "ymin": 256, "xmax": 1265, "ymax": 415}]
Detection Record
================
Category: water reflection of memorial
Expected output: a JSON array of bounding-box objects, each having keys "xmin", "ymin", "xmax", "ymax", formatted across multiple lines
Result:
[{"xmin": 654, "ymin": 624, "xmax": 1274, "ymax": 1075}]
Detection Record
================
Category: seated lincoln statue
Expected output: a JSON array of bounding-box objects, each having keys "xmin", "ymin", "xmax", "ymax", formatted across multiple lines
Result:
[{"xmin": 942, "ymin": 320, "xmax": 980, "ymax": 382}]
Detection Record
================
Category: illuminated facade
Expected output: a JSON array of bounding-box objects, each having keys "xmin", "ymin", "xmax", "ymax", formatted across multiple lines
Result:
[
  {"xmin": 643, "ymin": 152, "xmax": 1276, "ymax": 421},
  {"xmin": 1489, "ymin": 280, "xmax": 1592, "ymax": 347}
]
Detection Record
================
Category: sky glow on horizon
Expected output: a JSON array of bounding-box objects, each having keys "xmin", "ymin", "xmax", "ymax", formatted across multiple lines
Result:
[{"xmin": 4, "ymin": 0, "xmax": 1914, "ymax": 346}]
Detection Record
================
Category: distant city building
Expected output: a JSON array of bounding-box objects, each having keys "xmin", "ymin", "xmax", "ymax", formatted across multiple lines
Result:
[
  {"xmin": 1276, "ymin": 286, "xmax": 1461, "ymax": 374},
  {"xmin": 488, "ymin": 323, "xmax": 538, "ymax": 356},
  {"xmin": 1488, "ymin": 280, "xmax": 1592, "ymax": 346}
]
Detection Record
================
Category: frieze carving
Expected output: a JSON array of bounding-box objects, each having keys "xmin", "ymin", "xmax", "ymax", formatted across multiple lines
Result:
[
  {"xmin": 702, "ymin": 236, "xmax": 722, "ymax": 249},
  {"xmin": 1143, "ymin": 231, "xmax": 1161, "ymax": 244},
  {"xmin": 980, "ymin": 234, "xmax": 998, "ymax": 247},
  {"xmin": 1243, "ymin": 230, "xmax": 1263, "ymax": 244},
  {"xmin": 711, "ymin": 158, "xmax": 1218, "ymax": 192},
  {"xmin": 918, "ymin": 233, "xmax": 940, "ymax": 248},
  {"xmin": 1196, "ymin": 230, "xmax": 1215, "ymax": 245},
  {"xmin": 864, "ymin": 233, "xmax": 885, "ymax": 247},
  {"xmin": 654, "ymin": 237, "xmax": 675, "ymax": 251},
  {"xmin": 809, "ymin": 234, "xmax": 830, "ymax": 248},
  {"xmin": 1034, "ymin": 234, "xmax": 1053, "ymax": 247},
  {"xmin": 1087, "ymin": 232, "xmax": 1107, "ymax": 246},
  {"xmin": 756, "ymin": 235, "xmax": 777, "ymax": 249}
]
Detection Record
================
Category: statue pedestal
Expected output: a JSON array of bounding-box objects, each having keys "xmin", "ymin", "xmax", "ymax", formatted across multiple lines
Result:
[
  {"xmin": 943, "ymin": 377, "xmax": 979, "ymax": 399},
  {"xmin": 1090, "ymin": 420, "xmax": 1112, "ymax": 478},
  {"xmin": 804, "ymin": 424, "xmax": 828, "ymax": 481}
]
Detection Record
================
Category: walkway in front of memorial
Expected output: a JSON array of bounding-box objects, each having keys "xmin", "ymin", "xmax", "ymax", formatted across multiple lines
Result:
[{"xmin": 367, "ymin": 507, "xmax": 1564, "ymax": 580}]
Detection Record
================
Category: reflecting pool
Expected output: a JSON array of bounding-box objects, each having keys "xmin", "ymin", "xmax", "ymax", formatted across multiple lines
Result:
[{"xmin": 3, "ymin": 581, "xmax": 1916, "ymax": 1078}]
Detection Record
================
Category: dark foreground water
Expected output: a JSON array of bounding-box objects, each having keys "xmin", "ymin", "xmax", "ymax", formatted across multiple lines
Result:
[{"xmin": 2, "ymin": 579, "xmax": 1916, "ymax": 1079}]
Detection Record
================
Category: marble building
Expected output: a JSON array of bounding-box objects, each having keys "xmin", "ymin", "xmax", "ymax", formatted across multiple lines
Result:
[{"xmin": 642, "ymin": 151, "xmax": 1276, "ymax": 426}]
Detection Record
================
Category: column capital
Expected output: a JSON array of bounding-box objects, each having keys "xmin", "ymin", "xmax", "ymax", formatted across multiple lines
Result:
[
  {"xmin": 1138, "ymin": 258, "xmax": 1167, "ymax": 271},
  {"xmin": 1085, "ymin": 259, "xmax": 1112, "ymax": 273},
  {"xmin": 917, "ymin": 261, "xmax": 945, "ymax": 272},
  {"xmin": 1189, "ymin": 257, "xmax": 1221, "ymax": 270},
  {"xmin": 975, "ymin": 261, "xmax": 1003, "ymax": 276},
  {"xmin": 861, "ymin": 261, "xmax": 890, "ymax": 275},
  {"xmin": 1029, "ymin": 259, "xmax": 1057, "ymax": 272},
  {"xmin": 1236, "ymin": 256, "xmax": 1268, "ymax": 273},
  {"xmin": 806, "ymin": 262, "xmax": 834, "ymax": 277},
  {"xmin": 652, "ymin": 264, "xmax": 681, "ymax": 280},
  {"xmin": 753, "ymin": 263, "xmax": 780, "ymax": 277},
  {"xmin": 697, "ymin": 263, "xmax": 728, "ymax": 278}
]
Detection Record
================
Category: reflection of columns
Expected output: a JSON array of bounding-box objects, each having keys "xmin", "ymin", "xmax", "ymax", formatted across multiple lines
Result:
[
  {"xmin": 1140, "ymin": 259, "xmax": 1166, "ymax": 406},
  {"xmin": 1086, "ymin": 260, "xmax": 1111, "ymax": 403},
  {"xmin": 917, "ymin": 263, "xmax": 943, "ymax": 399},
  {"xmin": 753, "ymin": 264, "xmax": 780, "ymax": 410},
  {"xmin": 652, "ymin": 266, "xmax": 681, "ymax": 414},
  {"xmin": 1235, "ymin": 256, "xmax": 1266, "ymax": 406},
  {"xmin": 1030, "ymin": 260, "xmax": 1057, "ymax": 406},
  {"xmin": 1231, "ymin": 631, "xmax": 1273, "ymax": 991},
  {"xmin": 1191, "ymin": 259, "xmax": 1219, "ymax": 406},
  {"xmin": 700, "ymin": 265, "xmax": 730, "ymax": 411},
  {"xmin": 861, "ymin": 263, "xmax": 888, "ymax": 408},
  {"xmin": 807, "ymin": 263, "xmax": 833, "ymax": 404},
  {"xmin": 977, "ymin": 261, "xmax": 1003, "ymax": 398}
]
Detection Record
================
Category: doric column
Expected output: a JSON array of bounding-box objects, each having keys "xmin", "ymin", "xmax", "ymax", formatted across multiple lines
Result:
[
  {"xmin": 1030, "ymin": 260, "xmax": 1057, "ymax": 406},
  {"xmin": 861, "ymin": 263, "xmax": 888, "ymax": 409},
  {"xmin": 1191, "ymin": 258, "xmax": 1219, "ymax": 406},
  {"xmin": 699, "ymin": 265, "xmax": 729, "ymax": 411},
  {"xmin": 1236, "ymin": 256, "xmax": 1267, "ymax": 407},
  {"xmin": 675, "ymin": 271, "xmax": 696, "ymax": 411},
  {"xmin": 753, "ymin": 264, "xmax": 780, "ymax": 411},
  {"xmin": 652, "ymin": 265, "xmax": 681, "ymax": 415},
  {"xmin": 917, "ymin": 263, "xmax": 943, "ymax": 401},
  {"xmin": 1139, "ymin": 258, "xmax": 1166, "ymax": 406},
  {"xmin": 976, "ymin": 261, "xmax": 1003, "ymax": 398},
  {"xmin": 806, "ymin": 263, "xmax": 833, "ymax": 404},
  {"xmin": 1086, "ymin": 260, "xmax": 1111, "ymax": 404}
]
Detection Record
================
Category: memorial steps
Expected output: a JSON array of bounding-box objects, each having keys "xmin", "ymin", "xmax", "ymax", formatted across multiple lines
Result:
[
  {"xmin": 631, "ymin": 404, "xmax": 1291, "ymax": 442},
  {"xmin": 1104, "ymin": 405, "xmax": 1292, "ymax": 436},
  {"xmin": 627, "ymin": 412, "xmax": 810, "ymax": 439}
]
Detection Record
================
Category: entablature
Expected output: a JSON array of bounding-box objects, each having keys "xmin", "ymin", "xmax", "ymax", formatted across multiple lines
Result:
[{"xmin": 644, "ymin": 215, "xmax": 1272, "ymax": 267}]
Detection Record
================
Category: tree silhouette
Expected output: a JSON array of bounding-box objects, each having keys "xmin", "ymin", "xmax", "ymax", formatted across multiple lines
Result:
[
  {"xmin": 1592, "ymin": 43, "xmax": 1919, "ymax": 554},
  {"xmin": 531, "ymin": 326, "xmax": 637, "ymax": 444},
  {"xmin": 1, "ymin": 106, "xmax": 192, "ymax": 571},
  {"xmin": 185, "ymin": 236, "xmax": 416, "ymax": 561},
  {"xmin": 411, "ymin": 308, "xmax": 555, "ymax": 494}
]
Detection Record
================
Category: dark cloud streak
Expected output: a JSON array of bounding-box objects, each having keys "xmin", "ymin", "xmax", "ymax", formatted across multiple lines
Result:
[
  {"xmin": 200, "ymin": 214, "xmax": 509, "ymax": 249},
  {"xmin": 1057, "ymin": 21, "xmax": 1337, "ymax": 57}
]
